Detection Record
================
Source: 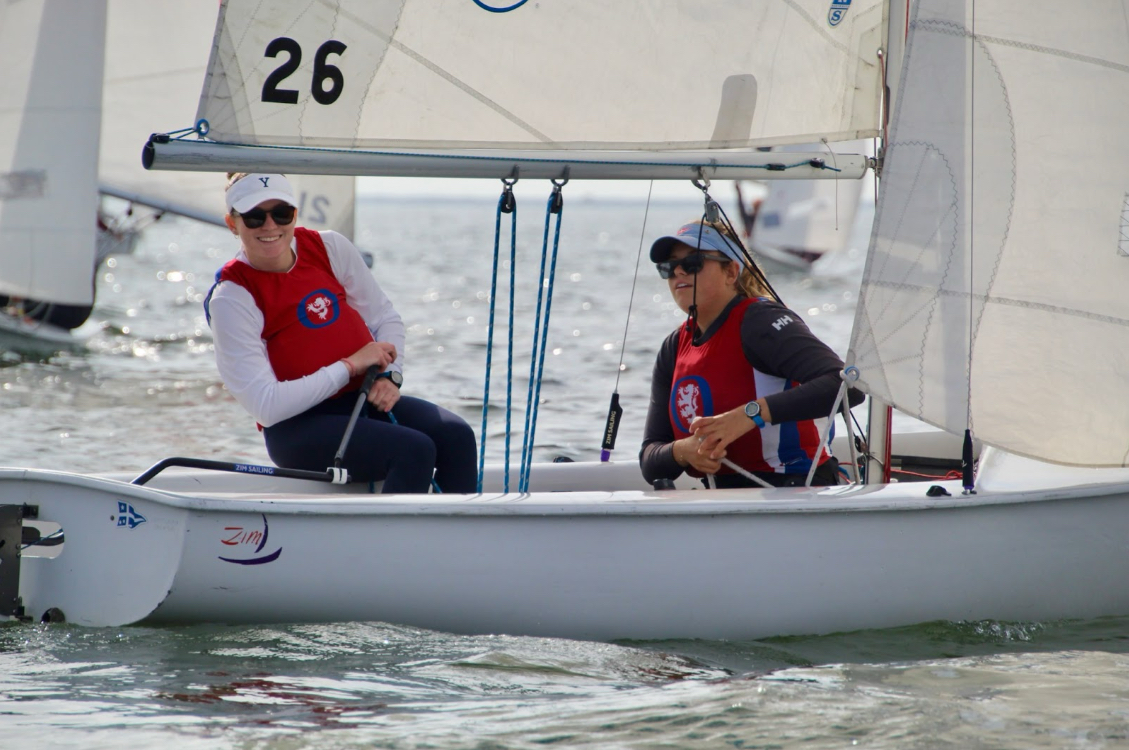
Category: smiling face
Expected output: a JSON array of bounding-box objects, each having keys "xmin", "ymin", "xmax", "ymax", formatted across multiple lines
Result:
[
  {"xmin": 665, "ymin": 242, "xmax": 740, "ymax": 317},
  {"xmin": 224, "ymin": 199, "xmax": 297, "ymax": 272}
]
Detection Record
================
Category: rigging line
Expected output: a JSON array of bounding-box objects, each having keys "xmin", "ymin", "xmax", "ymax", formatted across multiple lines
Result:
[
  {"xmin": 477, "ymin": 181, "xmax": 515, "ymax": 493},
  {"xmin": 522, "ymin": 185, "xmax": 566, "ymax": 491},
  {"xmin": 821, "ymin": 138, "xmax": 841, "ymax": 231},
  {"xmin": 504, "ymin": 190, "xmax": 518, "ymax": 493},
  {"xmin": 519, "ymin": 183, "xmax": 563, "ymax": 490},
  {"xmin": 612, "ymin": 182, "xmax": 655, "ymax": 393},
  {"xmin": 967, "ymin": 0, "xmax": 976, "ymax": 430},
  {"xmin": 710, "ymin": 200, "xmax": 783, "ymax": 305},
  {"xmin": 964, "ymin": 0, "xmax": 978, "ymax": 495},
  {"xmin": 519, "ymin": 198, "xmax": 554, "ymax": 491}
]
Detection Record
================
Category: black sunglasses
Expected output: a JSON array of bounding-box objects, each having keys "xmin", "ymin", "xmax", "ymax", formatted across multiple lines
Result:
[
  {"xmin": 656, "ymin": 253, "xmax": 727, "ymax": 279},
  {"xmin": 237, "ymin": 204, "xmax": 296, "ymax": 229}
]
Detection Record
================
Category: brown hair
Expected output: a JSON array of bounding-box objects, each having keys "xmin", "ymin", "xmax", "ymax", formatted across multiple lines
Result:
[{"xmin": 683, "ymin": 219, "xmax": 771, "ymax": 299}]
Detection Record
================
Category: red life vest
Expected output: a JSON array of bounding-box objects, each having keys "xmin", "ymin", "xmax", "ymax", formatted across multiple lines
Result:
[
  {"xmin": 218, "ymin": 227, "xmax": 373, "ymax": 394},
  {"xmin": 669, "ymin": 297, "xmax": 830, "ymax": 476}
]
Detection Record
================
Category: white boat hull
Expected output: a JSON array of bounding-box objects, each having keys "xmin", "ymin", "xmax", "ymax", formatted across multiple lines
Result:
[
  {"xmin": 0, "ymin": 313, "xmax": 85, "ymax": 355},
  {"xmin": 6, "ymin": 451, "xmax": 1129, "ymax": 641}
]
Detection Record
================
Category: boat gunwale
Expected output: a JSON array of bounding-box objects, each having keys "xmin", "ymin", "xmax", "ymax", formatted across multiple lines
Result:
[{"xmin": 5, "ymin": 467, "xmax": 1129, "ymax": 517}]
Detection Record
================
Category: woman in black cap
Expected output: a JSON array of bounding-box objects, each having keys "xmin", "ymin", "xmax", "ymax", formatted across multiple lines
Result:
[{"xmin": 639, "ymin": 220, "xmax": 862, "ymax": 489}]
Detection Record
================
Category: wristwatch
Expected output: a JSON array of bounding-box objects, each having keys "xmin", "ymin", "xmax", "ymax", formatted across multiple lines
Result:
[
  {"xmin": 376, "ymin": 370, "xmax": 403, "ymax": 389},
  {"xmin": 744, "ymin": 400, "xmax": 766, "ymax": 428}
]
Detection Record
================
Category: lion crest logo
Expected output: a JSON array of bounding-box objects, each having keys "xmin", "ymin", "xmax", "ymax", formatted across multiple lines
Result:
[
  {"xmin": 297, "ymin": 288, "xmax": 340, "ymax": 328},
  {"xmin": 669, "ymin": 375, "xmax": 713, "ymax": 432},
  {"xmin": 306, "ymin": 295, "xmax": 332, "ymax": 321}
]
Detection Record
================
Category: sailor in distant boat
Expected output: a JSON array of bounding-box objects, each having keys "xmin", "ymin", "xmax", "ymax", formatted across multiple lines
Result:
[
  {"xmin": 204, "ymin": 173, "xmax": 476, "ymax": 493},
  {"xmin": 640, "ymin": 220, "xmax": 863, "ymax": 488}
]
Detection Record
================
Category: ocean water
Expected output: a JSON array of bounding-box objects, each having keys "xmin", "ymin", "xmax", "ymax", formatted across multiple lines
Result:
[{"xmin": 3, "ymin": 191, "xmax": 1129, "ymax": 748}]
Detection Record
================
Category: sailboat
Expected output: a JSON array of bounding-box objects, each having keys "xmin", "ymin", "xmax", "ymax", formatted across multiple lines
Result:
[
  {"xmin": 735, "ymin": 141, "xmax": 870, "ymax": 272},
  {"xmin": 4, "ymin": 0, "xmax": 1129, "ymax": 641},
  {"xmin": 0, "ymin": 0, "xmax": 361, "ymax": 354},
  {"xmin": 0, "ymin": 1, "xmax": 104, "ymax": 351}
]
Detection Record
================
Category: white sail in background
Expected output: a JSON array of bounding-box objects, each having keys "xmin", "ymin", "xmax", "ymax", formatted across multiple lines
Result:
[
  {"xmin": 746, "ymin": 141, "xmax": 868, "ymax": 268},
  {"xmin": 0, "ymin": 0, "xmax": 105, "ymax": 306},
  {"xmin": 197, "ymin": 0, "xmax": 886, "ymax": 151},
  {"xmin": 849, "ymin": 0, "xmax": 1129, "ymax": 467},
  {"xmin": 101, "ymin": 0, "xmax": 356, "ymax": 238}
]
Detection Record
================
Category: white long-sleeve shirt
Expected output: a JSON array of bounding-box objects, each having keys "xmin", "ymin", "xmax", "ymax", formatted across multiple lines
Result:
[{"xmin": 207, "ymin": 230, "xmax": 406, "ymax": 427}]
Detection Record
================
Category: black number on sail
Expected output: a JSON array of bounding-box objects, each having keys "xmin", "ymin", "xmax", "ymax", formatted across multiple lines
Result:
[
  {"xmin": 311, "ymin": 40, "xmax": 347, "ymax": 105},
  {"xmin": 261, "ymin": 38, "xmax": 348, "ymax": 106},
  {"xmin": 262, "ymin": 37, "xmax": 302, "ymax": 104}
]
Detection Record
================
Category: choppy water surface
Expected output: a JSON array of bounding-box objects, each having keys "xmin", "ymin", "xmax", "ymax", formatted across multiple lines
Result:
[
  {"xmin": 5, "ymin": 618, "xmax": 1129, "ymax": 748},
  {"xmin": 3, "ymin": 193, "xmax": 1128, "ymax": 748}
]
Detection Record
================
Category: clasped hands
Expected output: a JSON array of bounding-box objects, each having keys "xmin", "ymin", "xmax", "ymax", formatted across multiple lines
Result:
[
  {"xmin": 345, "ymin": 341, "xmax": 400, "ymax": 412},
  {"xmin": 673, "ymin": 402, "xmax": 767, "ymax": 474}
]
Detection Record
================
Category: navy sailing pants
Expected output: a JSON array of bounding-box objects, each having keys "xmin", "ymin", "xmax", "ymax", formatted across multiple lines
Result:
[{"xmin": 263, "ymin": 394, "xmax": 478, "ymax": 494}]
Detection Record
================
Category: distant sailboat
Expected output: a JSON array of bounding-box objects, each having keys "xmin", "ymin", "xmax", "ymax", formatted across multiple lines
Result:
[
  {"xmin": 0, "ymin": 0, "xmax": 104, "ymax": 348},
  {"xmin": 735, "ymin": 142, "xmax": 869, "ymax": 272},
  {"xmin": 0, "ymin": 0, "xmax": 361, "ymax": 352}
]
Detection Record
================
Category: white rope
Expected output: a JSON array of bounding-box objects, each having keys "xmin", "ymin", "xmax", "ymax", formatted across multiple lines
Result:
[
  {"xmin": 804, "ymin": 366, "xmax": 859, "ymax": 487},
  {"xmin": 720, "ymin": 458, "xmax": 775, "ymax": 489}
]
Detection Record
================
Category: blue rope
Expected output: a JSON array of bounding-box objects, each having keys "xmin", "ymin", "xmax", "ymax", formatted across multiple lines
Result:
[
  {"xmin": 518, "ymin": 194, "xmax": 553, "ymax": 491},
  {"xmin": 477, "ymin": 188, "xmax": 509, "ymax": 492},
  {"xmin": 503, "ymin": 195, "xmax": 518, "ymax": 494},
  {"xmin": 387, "ymin": 411, "xmax": 442, "ymax": 493},
  {"xmin": 520, "ymin": 186, "xmax": 565, "ymax": 491},
  {"xmin": 526, "ymin": 190, "xmax": 564, "ymax": 490}
]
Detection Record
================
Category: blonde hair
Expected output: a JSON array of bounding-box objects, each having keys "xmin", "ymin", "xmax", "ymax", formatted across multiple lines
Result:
[
  {"xmin": 225, "ymin": 172, "xmax": 248, "ymax": 217},
  {"xmin": 225, "ymin": 172, "xmax": 249, "ymax": 189},
  {"xmin": 684, "ymin": 219, "xmax": 771, "ymax": 299}
]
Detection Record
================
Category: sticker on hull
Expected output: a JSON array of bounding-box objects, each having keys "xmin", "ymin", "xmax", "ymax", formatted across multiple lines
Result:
[{"xmin": 219, "ymin": 513, "xmax": 283, "ymax": 565}]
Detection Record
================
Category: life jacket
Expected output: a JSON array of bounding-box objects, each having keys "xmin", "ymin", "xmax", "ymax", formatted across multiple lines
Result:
[
  {"xmin": 210, "ymin": 227, "xmax": 373, "ymax": 394},
  {"xmin": 668, "ymin": 297, "xmax": 830, "ymax": 477}
]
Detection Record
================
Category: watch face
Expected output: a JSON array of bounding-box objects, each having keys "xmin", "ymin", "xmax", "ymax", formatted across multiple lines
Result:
[
  {"xmin": 744, "ymin": 401, "xmax": 760, "ymax": 418},
  {"xmin": 389, "ymin": 370, "xmax": 403, "ymax": 387}
]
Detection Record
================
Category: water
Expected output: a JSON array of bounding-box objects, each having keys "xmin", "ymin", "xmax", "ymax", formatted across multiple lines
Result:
[{"xmin": 4, "ymin": 192, "xmax": 1128, "ymax": 748}]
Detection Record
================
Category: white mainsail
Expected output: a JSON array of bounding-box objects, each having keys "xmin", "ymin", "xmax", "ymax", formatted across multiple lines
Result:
[
  {"xmin": 0, "ymin": 0, "xmax": 105, "ymax": 306},
  {"xmin": 101, "ymin": 0, "xmax": 357, "ymax": 238},
  {"xmin": 193, "ymin": 0, "xmax": 885, "ymax": 152},
  {"xmin": 849, "ymin": 0, "xmax": 1129, "ymax": 467}
]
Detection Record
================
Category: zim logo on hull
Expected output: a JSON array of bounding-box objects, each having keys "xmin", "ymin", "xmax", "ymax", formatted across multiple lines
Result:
[{"xmin": 219, "ymin": 514, "xmax": 283, "ymax": 565}]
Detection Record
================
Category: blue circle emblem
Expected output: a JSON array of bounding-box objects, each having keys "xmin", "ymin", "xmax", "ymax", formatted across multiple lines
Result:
[
  {"xmin": 472, "ymin": 0, "xmax": 529, "ymax": 12},
  {"xmin": 669, "ymin": 375, "xmax": 714, "ymax": 432},
  {"xmin": 297, "ymin": 289, "xmax": 340, "ymax": 329}
]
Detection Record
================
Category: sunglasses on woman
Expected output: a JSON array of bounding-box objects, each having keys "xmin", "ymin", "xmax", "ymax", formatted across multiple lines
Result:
[
  {"xmin": 237, "ymin": 204, "xmax": 296, "ymax": 229},
  {"xmin": 656, "ymin": 253, "xmax": 727, "ymax": 279}
]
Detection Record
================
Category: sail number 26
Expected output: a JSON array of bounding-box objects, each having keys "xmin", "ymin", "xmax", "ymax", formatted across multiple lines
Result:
[{"xmin": 261, "ymin": 38, "xmax": 347, "ymax": 105}]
